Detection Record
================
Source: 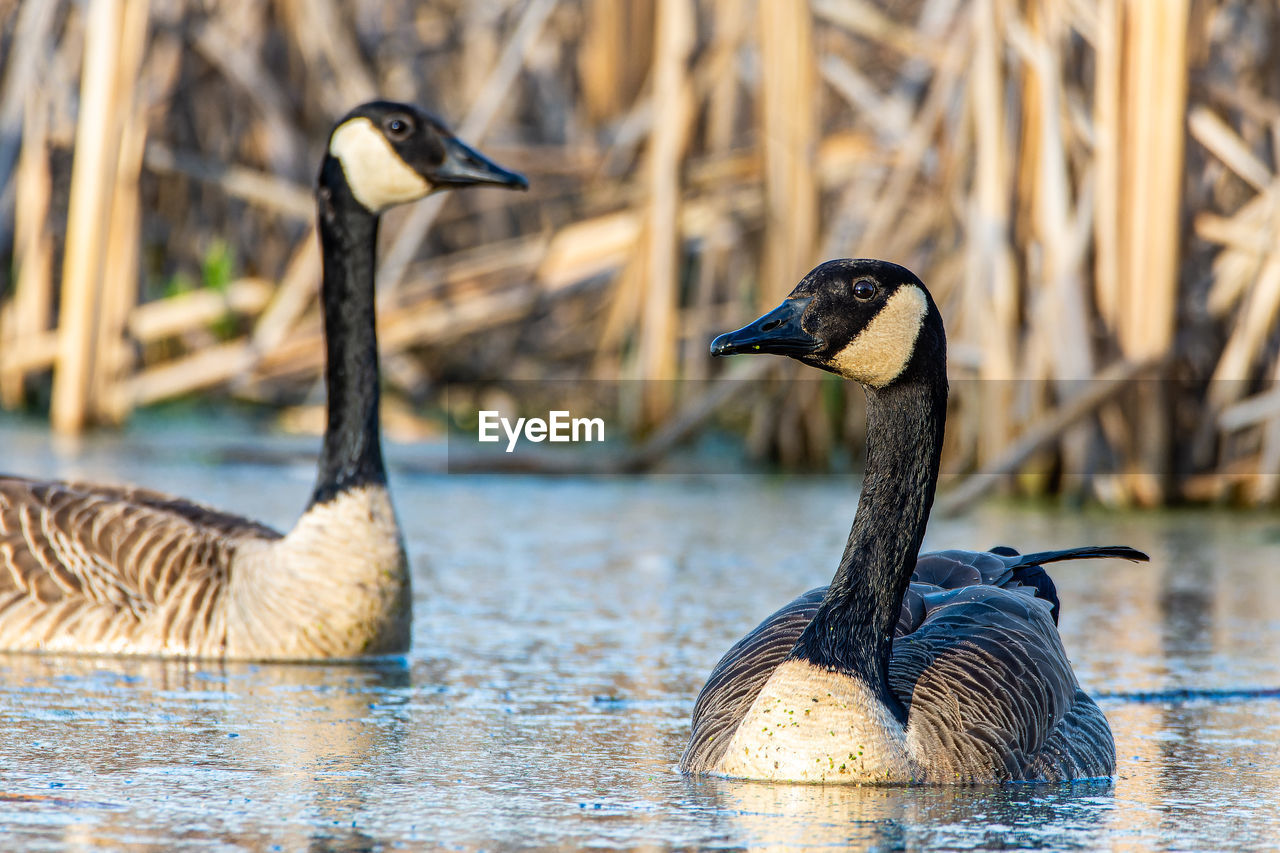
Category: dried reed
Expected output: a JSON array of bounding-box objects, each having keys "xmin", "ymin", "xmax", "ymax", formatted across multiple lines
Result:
[{"xmin": 1, "ymin": 0, "xmax": 1279, "ymax": 506}]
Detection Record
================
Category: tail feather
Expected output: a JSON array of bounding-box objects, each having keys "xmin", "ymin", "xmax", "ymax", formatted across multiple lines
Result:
[
  {"xmin": 1007, "ymin": 545, "xmax": 1149, "ymax": 570},
  {"xmin": 983, "ymin": 544, "xmax": 1148, "ymax": 627}
]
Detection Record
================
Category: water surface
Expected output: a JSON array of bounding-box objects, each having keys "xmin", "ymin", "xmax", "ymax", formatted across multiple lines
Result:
[{"xmin": 1, "ymin": 419, "xmax": 1278, "ymax": 850}]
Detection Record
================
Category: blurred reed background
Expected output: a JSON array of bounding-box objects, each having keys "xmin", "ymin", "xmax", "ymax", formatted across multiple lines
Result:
[{"xmin": 0, "ymin": 0, "xmax": 1278, "ymax": 507}]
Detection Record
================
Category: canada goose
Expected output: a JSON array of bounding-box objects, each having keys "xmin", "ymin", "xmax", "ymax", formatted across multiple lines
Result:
[
  {"xmin": 0, "ymin": 101, "xmax": 528, "ymax": 659},
  {"xmin": 682, "ymin": 258, "xmax": 1148, "ymax": 783}
]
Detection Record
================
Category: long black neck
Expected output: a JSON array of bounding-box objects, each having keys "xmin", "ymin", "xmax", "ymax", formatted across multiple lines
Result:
[
  {"xmin": 788, "ymin": 362, "xmax": 947, "ymax": 720},
  {"xmin": 308, "ymin": 158, "xmax": 386, "ymax": 507}
]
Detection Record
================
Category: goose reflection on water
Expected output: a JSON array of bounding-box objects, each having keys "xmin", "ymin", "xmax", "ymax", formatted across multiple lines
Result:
[
  {"xmin": 0, "ymin": 653, "xmax": 415, "ymax": 850},
  {"xmin": 684, "ymin": 773, "xmax": 1114, "ymax": 850}
]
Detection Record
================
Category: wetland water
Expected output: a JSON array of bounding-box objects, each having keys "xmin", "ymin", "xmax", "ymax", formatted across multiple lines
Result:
[{"xmin": 1, "ymin": 418, "xmax": 1278, "ymax": 850}]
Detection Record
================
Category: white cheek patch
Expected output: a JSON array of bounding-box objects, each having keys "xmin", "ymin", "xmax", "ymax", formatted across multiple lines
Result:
[
  {"xmin": 329, "ymin": 117, "xmax": 433, "ymax": 212},
  {"xmin": 828, "ymin": 285, "xmax": 929, "ymax": 387}
]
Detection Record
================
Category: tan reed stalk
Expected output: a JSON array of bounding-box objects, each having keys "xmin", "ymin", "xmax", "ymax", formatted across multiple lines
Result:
[
  {"xmin": 1212, "ymin": 254, "xmax": 1280, "ymax": 390},
  {"xmin": 91, "ymin": 0, "xmax": 150, "ymax": 425},
  {"xmin": 0, "ymin": 0, "xmax": 60, "ymax": 239},
  {"xmin": 578, "ymin": 0, "xmax": 654, "ymax": 122},
  {"xmin": 1193, "ymin": 114, "xmax": 1280, "ymax": 410},
  {"xmin": 756, "ymin": 0, "xmax": 817, "ymax": 305},
  {"xmin": 636, "ymin": 0, "xmax": 694, "ymax": 420},
  {"xmin": 1118, "ymin": 0, "xmax": 1189, "ymax": 360},
  {"xmin": 50, "ymin": 0, "xmax": 127, "ymax": 436},
  {"xmin": 936, "ymin": 356, "xmax": 1162, "ymax": 515},
  {"xmin": 120, "ymin": 341, "xmax": 258, "ymax": 410},
  {"xmin": 1092, "ymin": 0, "xmax": 1122, "ymax": 328},
  {"xmin": 250, "ymin": 228, "xmax": 322, "ymax": 356},
  {"xmin": 142, "ymin": 145, "xmax": 314, "ymax": 222},
  {"xmin": 1013, "ymin": 0, "xmax": 1044, "ymax": 252},
  {"xmin": 854, "ymin": 21, "xmax": 967, "ymax": 258},
  {"xmin": 963, "ymin": 0, "xmax": 1018, "ymax": 469},
  {"xmin": 1015, "ymin": 4, "xmax": 1096, "ymax": 496},
  {"xmin": 190, "ymin": 6, "xmax": 303, "ymax": 179},
  {"xmin": 705, "ymin": 0, "xmax": 746, "ymax": 155},
  {"xmin": 682, "ymin": 0, "xmax": 747, "ymax": 382},
  {"xmin": 1248, "ymin": 349, "xmax": 1280, "ymax": 504},
  {"xmin": 753, "ymin": 0, "xmax": 826, "ymax": 464},
  {"xmin": 128, "ymin": 279, "xmax": 274, "ymax": 344},
  {"xmin": 1, "ymin": 87, "xmax": 54, "ymax": 408},
  {"xmin": 1116, "ymin": 0, "xmax": 1190, "ymax": 504},
  {"xmin": 279, "ymin": 0, "xmax": 377, "ymax": 115}
]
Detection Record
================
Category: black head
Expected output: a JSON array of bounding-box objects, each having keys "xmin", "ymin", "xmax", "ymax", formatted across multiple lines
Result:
[
  {"xmin": 324, "ymin": 100, "xmax": 528, "ymax": 213},
  {"xmin": 710, "ymin": 259, "xmax": 946, "ymax": 388}
]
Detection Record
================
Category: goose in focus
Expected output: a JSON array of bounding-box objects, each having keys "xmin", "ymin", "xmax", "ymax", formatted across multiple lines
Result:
[
  {"xmin": 681, "ymin": 259, "xmax": 1148, "ymax": 783},
  {"xmin": 0, "ymin": 101, "xmax": 528, "ymax": 659}
]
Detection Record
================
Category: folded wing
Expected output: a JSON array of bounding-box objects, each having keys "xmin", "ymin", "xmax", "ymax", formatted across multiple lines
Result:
[{"xmin": 0, "ymin": 477, "xmax": 281, "ymax": 651}]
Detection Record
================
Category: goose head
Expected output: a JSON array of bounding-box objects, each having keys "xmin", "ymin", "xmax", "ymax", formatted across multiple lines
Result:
[
  {"xmin": 323, "ymin": 100, "xmax": 528, "ymax": 214},
  {"xmin": 711, "ymin": 259, "xmax": 945, "ymax": 388}
]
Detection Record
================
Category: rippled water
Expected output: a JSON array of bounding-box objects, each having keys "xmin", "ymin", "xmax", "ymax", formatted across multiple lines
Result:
[{"xmin": 1, "ymin": 417, "xmax": 1278, "ymax": 850}]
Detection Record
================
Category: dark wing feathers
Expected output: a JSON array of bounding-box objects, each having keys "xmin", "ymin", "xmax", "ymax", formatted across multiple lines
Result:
[
  {"xmin": 914, "ymin": 549, "xmax": 1014, "ymax": 587},
  {"xmin": 1025, "ymin": 689, "xmax": 1116, "ymax": 780},
  {"xmin": 679, "ymin": 586, "xmax": 825, "ymax": 772},
  {"xmin": 0, "ymin": 476, "xmax": 280, "ymax": 625},
  {"xmin": 895, "ymin": 549, "xmax": 1120, "ymax": 780},
  {"xmin": 1007, "ymin": 562, "xmax": 1060, "ymax": 624},
  {"xmin": 888, "ymin": 584, "xmax": 1078, "ymax": 781},
  {"xmin": 898, "ymin": 549, "xmax": 1029, "ymax": 636},
  {"xmin": 687, "ymin": 546, "xmax": 1131, "ymax": 780}
]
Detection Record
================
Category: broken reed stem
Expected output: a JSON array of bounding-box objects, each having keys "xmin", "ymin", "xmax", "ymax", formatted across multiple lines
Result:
[
  {"xmin": 6, "ymin": 1, "xmax": 1280, "ymax": 504},
  {"xmin": 143, "ymin": 144, "xmax": 315, "ymax": 222},
  {"xmin": 129, "ymin": 279, "xmax": 274, "ymax": 343},
  {"xmin": 935, "ymin": 357, "xmax": 1163, "ymax": 516}
]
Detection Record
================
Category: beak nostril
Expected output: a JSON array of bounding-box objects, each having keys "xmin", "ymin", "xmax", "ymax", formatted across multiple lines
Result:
[{"xmin": 760, "ymin": 319, "xmax": 781, "ymax": 332}]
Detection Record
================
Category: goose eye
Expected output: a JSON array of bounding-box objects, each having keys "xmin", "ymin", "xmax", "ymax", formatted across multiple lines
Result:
[
  {"xmin": 384, "ymin": 115, "xmax": 413, "ymax": 140},
  {"xmin": 852, "ymin": 279, "xmax": 877, "ymax": 301}
]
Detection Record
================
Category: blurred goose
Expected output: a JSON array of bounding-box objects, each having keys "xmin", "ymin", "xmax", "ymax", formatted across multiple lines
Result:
[
  {"xmin": 681, "ymin": 259, "xmax": 1147, "ymax": 783},
  {"xmin": 0, "ymin": 101, "xmax": 528, "ymax": 659}
]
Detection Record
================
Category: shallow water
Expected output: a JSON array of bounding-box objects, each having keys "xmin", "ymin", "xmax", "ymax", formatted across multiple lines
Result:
[{"xmin": 1, "ymin": 418, "xmax": 1279, "ymax": 850}]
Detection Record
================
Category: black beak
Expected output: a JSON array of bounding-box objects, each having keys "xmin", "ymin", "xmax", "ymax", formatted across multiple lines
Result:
[
  {"xmin": 433, "ymin": 135, "xmax": 529, "ymax": 190},
  {"xmin": 711, "ymin": 297, "xmax": 821, "ymax": 357}
]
